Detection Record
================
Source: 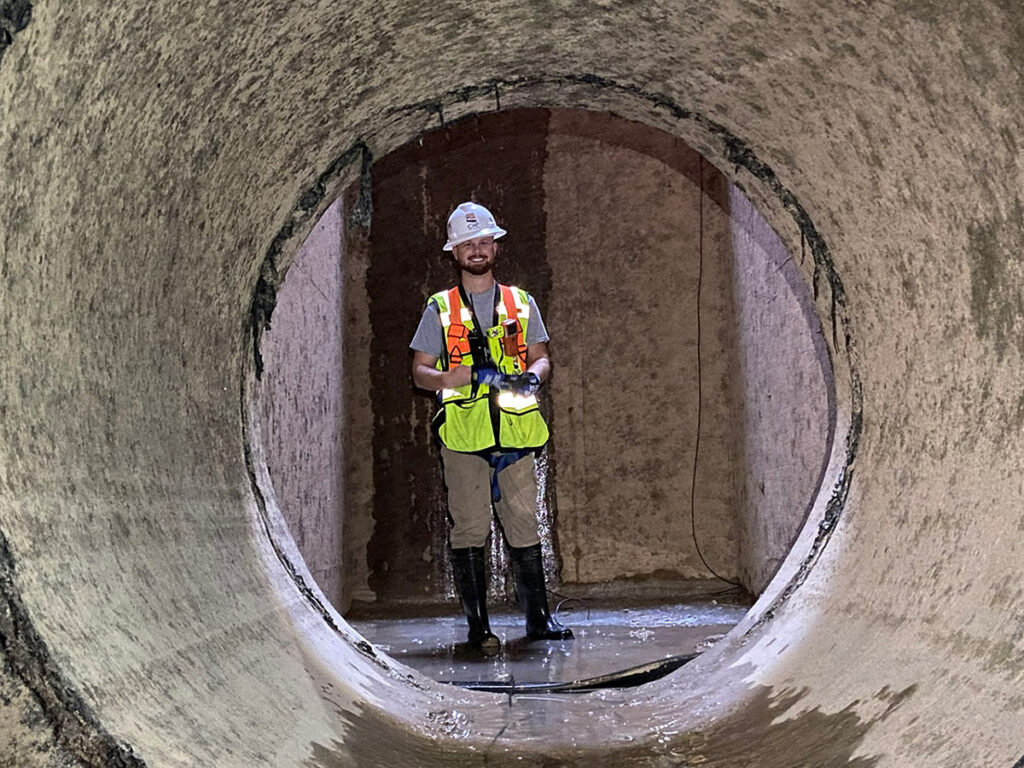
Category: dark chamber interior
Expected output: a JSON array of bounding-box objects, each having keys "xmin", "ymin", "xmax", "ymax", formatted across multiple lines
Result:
[
  {"xmin": 257, "ymin": 108, "xmax": 833, "ymax": 688},
  {"xmin": 259, "ymin": 108, "xmax": 836, "ymax": 607}
]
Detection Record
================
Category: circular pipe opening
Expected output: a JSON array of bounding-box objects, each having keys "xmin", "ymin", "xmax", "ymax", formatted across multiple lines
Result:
[{"xmin": 243, "ymin": 96, "xmax": 851, "ymax": 716}]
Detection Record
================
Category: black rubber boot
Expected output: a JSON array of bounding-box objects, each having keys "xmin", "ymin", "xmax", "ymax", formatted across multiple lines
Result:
[
  {"xmin": 509, "ymin": 543, "xmax": 574, "ymax": 642},
  {"xmin": 450, "ymin": 546, "xmax": 500, "ymax": 656}
]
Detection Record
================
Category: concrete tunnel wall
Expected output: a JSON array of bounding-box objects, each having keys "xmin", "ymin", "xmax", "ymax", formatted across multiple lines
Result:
[
  {"xmin": 258, "ymin": 198, "xmax": 347, "ymax": 610},
  {"xmin": 0, "ymin": 2, "xmax": 1021, "ymax": 767}
]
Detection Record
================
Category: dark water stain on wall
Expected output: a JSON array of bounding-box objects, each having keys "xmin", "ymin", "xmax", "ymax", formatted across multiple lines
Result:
[
  {"xmin": 663, "ymin": 683, "xmax": 915, "ymax": 768},
  {"xmin": 967, "ymin": 198, "xmax": 1024, "ymax": 362},
  {"xmin": 0, "ymin": 529, "xmax": 145, "ymax": 766},
  {"xmin": 0, "ymin": 0, "xmax": 31, "ymax": 69},
  {"xmin": 364, "ymin": 109, "xmax": 552, "ymax": 603}
]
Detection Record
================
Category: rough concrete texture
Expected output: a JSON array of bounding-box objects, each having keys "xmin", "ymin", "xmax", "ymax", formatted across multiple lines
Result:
[
  {"xmin": 0, "ymin": 645, "xmax": 84, "ymax": 768},
  {"xmin": 0, "ymin": 2, "xmax": 1021, "ymax": 767},
  {"xmin": 258, "ymin": 198, "xmax": 346, "ymax": 610},
  {"xmin": 545, "ymin": 110, "xmax": 742, "ymax": 586},
  {"xmin": 729, "ymin": 183, "xmax": 835, "ymax": 593},
  {"xmin": 339, "ymin": 182, "xmax": 378, "ymax": 607},
  {"xmin": 544, "ymin": 108, "xmax": 830, "ymax": 590}
]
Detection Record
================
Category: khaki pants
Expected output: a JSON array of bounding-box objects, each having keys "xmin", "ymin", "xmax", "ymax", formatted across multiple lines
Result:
[{"xmin": 441, "ymin": 446, "xmax": 541, "ymax": 549}]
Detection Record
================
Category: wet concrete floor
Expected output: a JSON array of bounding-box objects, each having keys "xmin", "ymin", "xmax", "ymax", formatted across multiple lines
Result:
[{"xmin": 348, "ymin": 590, "xmax": 752, "ymax": 686}]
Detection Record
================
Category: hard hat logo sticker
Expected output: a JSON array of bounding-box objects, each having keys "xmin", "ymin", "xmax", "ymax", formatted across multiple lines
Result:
[{"xmin": 465, "ymin": 212, "xmax": 478, "ymax": 230}]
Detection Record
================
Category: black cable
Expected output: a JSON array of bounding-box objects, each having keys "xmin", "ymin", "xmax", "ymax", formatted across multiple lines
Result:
[
  {"xmin": 691, "ymin": 157, "xmax": 742, "ymax": 588},
  {"xmin": 551, "ymin": 595, "xmax": 585, "ymax": 618}
]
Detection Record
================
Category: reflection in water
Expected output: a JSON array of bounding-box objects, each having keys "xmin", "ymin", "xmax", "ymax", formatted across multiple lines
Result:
[{"xmin": 349, "ymin": 596, "xmax": 750, "ymax": 686}]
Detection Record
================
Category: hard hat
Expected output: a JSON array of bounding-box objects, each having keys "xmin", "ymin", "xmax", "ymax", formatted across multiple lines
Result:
[{"xmin": 443, "ymin": 202, "xmax": 508, "ymax": 251}]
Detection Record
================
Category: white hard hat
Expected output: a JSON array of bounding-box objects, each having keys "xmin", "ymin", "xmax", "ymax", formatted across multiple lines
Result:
[{"xmin": 443, "ymin": 201, "xmax": 508, "ymax": 251}]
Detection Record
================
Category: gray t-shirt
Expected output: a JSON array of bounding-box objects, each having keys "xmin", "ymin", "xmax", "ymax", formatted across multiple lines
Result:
[{"xmin": 410, "ymin": 284, "xmax": 549, "ymax": 359}]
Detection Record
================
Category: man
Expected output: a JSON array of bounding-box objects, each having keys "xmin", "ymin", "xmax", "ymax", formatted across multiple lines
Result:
[{"xmin": 410, "ymin": 201, "xmax": 573, "ymax": 656}]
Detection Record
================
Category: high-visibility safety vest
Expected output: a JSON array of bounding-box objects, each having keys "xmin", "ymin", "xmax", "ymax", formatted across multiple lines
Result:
[{"xmin": 429, "ymin": 284, "xmax": 550, "ymax": 453}]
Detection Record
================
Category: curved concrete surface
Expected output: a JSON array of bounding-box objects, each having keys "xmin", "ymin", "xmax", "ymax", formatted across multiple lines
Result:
[{"xmin": 0, "ymin": 2, "xmax": 1021, "ymax": 766}]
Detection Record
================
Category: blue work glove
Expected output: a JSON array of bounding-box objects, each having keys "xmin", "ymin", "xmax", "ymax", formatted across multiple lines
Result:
[
  {"xmin": 472, "ymin": 366, "xmax": 506, "ymax": 389},
  {"xmin": 506, "ymin": 372, "xmax": 541, "ymax": 396}
]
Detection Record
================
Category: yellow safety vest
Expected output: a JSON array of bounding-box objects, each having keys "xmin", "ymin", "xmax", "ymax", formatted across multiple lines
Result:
[{"xmin": 429, "ymin": 284, "xmax": 550, "ymax": 453}]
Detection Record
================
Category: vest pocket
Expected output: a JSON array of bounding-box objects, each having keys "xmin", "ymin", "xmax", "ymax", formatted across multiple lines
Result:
[
  {"xmin": 439, "ymin": 397, "xmax": 496, "ymax": 453},
  {"xmin": 498, "ymin": 407, "xmax": 549, "ymax": 449}
]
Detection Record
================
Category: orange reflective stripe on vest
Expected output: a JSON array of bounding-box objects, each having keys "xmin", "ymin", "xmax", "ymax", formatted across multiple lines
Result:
[
  {"xmin": 498, "ymin": 284, "xmax": 528, "ymax": 368},
  {"xmin": 445, "ymin": 287, "xmax": 472, "ymax": 366},
  {"xmin": 428, "ymin": 283, "xmax": 549, "ymax": 452}
]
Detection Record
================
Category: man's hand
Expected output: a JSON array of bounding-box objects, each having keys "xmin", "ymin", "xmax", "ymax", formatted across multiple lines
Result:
[
  {"xmin": 473, "ymin": 368, "xmax": 541, "ymax": 395},
  {"xmin": 506, "ymin": 372, "xmax": 541, "ymax": 395},
  {"xmin": 472, "ymin": 366, "xmax": 506, "ymax": 389}
]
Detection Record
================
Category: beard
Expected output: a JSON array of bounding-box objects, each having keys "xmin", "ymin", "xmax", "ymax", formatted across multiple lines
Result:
[{"xmin": 460, "ymin": 260, "xmax": 493, "ymax": 276}]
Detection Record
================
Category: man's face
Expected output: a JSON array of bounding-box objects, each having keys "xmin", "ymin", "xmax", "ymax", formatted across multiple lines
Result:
[{"xmin": 452, "ymin": 236, "xmax": 497, "ymax": 276}]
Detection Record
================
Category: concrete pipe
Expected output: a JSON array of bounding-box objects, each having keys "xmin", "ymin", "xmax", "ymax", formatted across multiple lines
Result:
[{"xmin": 0, "ymin": 2, "xmax": 1021, "ymax": 766}]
